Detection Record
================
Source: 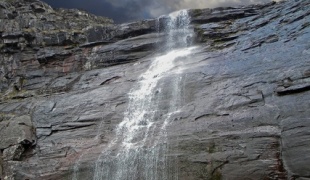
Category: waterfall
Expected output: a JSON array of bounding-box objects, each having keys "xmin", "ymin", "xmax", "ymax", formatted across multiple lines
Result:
[
  {"xmin": 92, "ymin": 10, "xmax": 195, "ymax": 180},
  {"xmin": 160, "ymin": 10, "xmax": 192, "ymax": 50}
]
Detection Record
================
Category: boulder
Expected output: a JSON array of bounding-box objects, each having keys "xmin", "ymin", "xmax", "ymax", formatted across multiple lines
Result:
[{"xmin": 0, "ymin": 115, "xmax": 35, "ymax": 150}]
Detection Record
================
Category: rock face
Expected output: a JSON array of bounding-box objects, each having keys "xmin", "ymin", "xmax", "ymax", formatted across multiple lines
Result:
[{"xmin": 0, "ymin": 0, "xmax": 310, "ymax": 179}]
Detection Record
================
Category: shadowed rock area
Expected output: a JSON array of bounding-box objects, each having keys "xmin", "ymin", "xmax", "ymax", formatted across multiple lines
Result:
[{"xmin": 0, "ymin": 0, "xmax": 310, "ymax": 179}]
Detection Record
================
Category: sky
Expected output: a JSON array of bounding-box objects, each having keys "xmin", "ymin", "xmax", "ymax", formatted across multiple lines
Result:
[{"xmin": 41, "ymin": 0, "xmax": 279, "ymax": 23}]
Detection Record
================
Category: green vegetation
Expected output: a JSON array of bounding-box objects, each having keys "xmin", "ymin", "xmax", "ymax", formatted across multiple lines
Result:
[
  {"xmin": 0, "ymin": 113, "xmax": 15, "ymax": 122},
  {"xmin": 191, "ymin": 9, "xmax": 204, "ymax": 16},
  {"xmin": 1, "ymin": 88, "xmax": 36, "ymax": 101},
  {"xmin": 208, "ymin": 142, "xmax": 216, "ymax": 153},
  {"xmin": 23, "ymin": 28, "xmax": 36, "ymax": 33},
  {"xmin": 209, "ymin": 170, "xmax": 222, "ymax": 180},
  {"xmin": 206, "ymin": 160, "xmax": 223, "ymax": 180},
  {"xmin": 19, "ymin": 77, "xmax": 26, "ymax": 90}
]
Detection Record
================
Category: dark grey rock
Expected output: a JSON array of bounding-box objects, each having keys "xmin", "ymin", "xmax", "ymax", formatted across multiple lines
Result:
[
  {"xmin": 0, "ymin": 115, "xmax": 35, "ymax": 150},
  {"xmin": 0, "ymin": 0, "xmax": 309, "ymax": 179},
  {"xmin": 3, "ymin": 145, "xmax": 25, "ymax": 161},
  {"xmin": 281, "ymin": 117, "xmax": 310, "ymax": 178}
]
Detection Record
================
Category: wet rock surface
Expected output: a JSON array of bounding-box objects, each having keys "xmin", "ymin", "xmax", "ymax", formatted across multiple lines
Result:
[{"xmin": 0, "ymin": 0, "xmax": 310, "ymax": 179}]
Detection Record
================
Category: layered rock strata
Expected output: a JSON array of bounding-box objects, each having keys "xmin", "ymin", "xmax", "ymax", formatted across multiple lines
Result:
[{"xmin": 0, "ymin": 0, "xmax": 310, "ymax": 179}]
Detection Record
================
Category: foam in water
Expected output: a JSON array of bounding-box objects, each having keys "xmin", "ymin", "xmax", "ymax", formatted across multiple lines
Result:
[{"xmin": 75, "ymin": 10, "xmax": 195, "ymax": 180}]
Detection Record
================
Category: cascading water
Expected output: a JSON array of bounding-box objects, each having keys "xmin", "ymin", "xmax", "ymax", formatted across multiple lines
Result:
[{"xmin": 92, "ymin": 10, "xmax": 195, "ymax": 180}]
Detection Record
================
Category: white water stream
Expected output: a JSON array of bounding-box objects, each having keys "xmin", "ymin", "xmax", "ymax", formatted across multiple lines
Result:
[
  {"xmin": 74, "ymin": 10, "xmax": 195, "ymax": 180},
  {"xmin": 93, "ymin": 47, "xmax": 194, "ymax": 180}
]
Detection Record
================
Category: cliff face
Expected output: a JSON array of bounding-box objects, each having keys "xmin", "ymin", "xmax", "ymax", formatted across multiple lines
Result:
[{"xmin": 0, "ymin": 0, "xmax": 310, "ymax": 179}]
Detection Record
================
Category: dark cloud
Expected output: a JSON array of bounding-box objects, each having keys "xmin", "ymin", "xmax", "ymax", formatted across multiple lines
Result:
[
  {"xmin": 41, "ymin": 0, "xmax": 148, "ymax": 23},
  {"xmin": 41, "ymin": 0, "xmax": 281, "ymax": 23}
]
